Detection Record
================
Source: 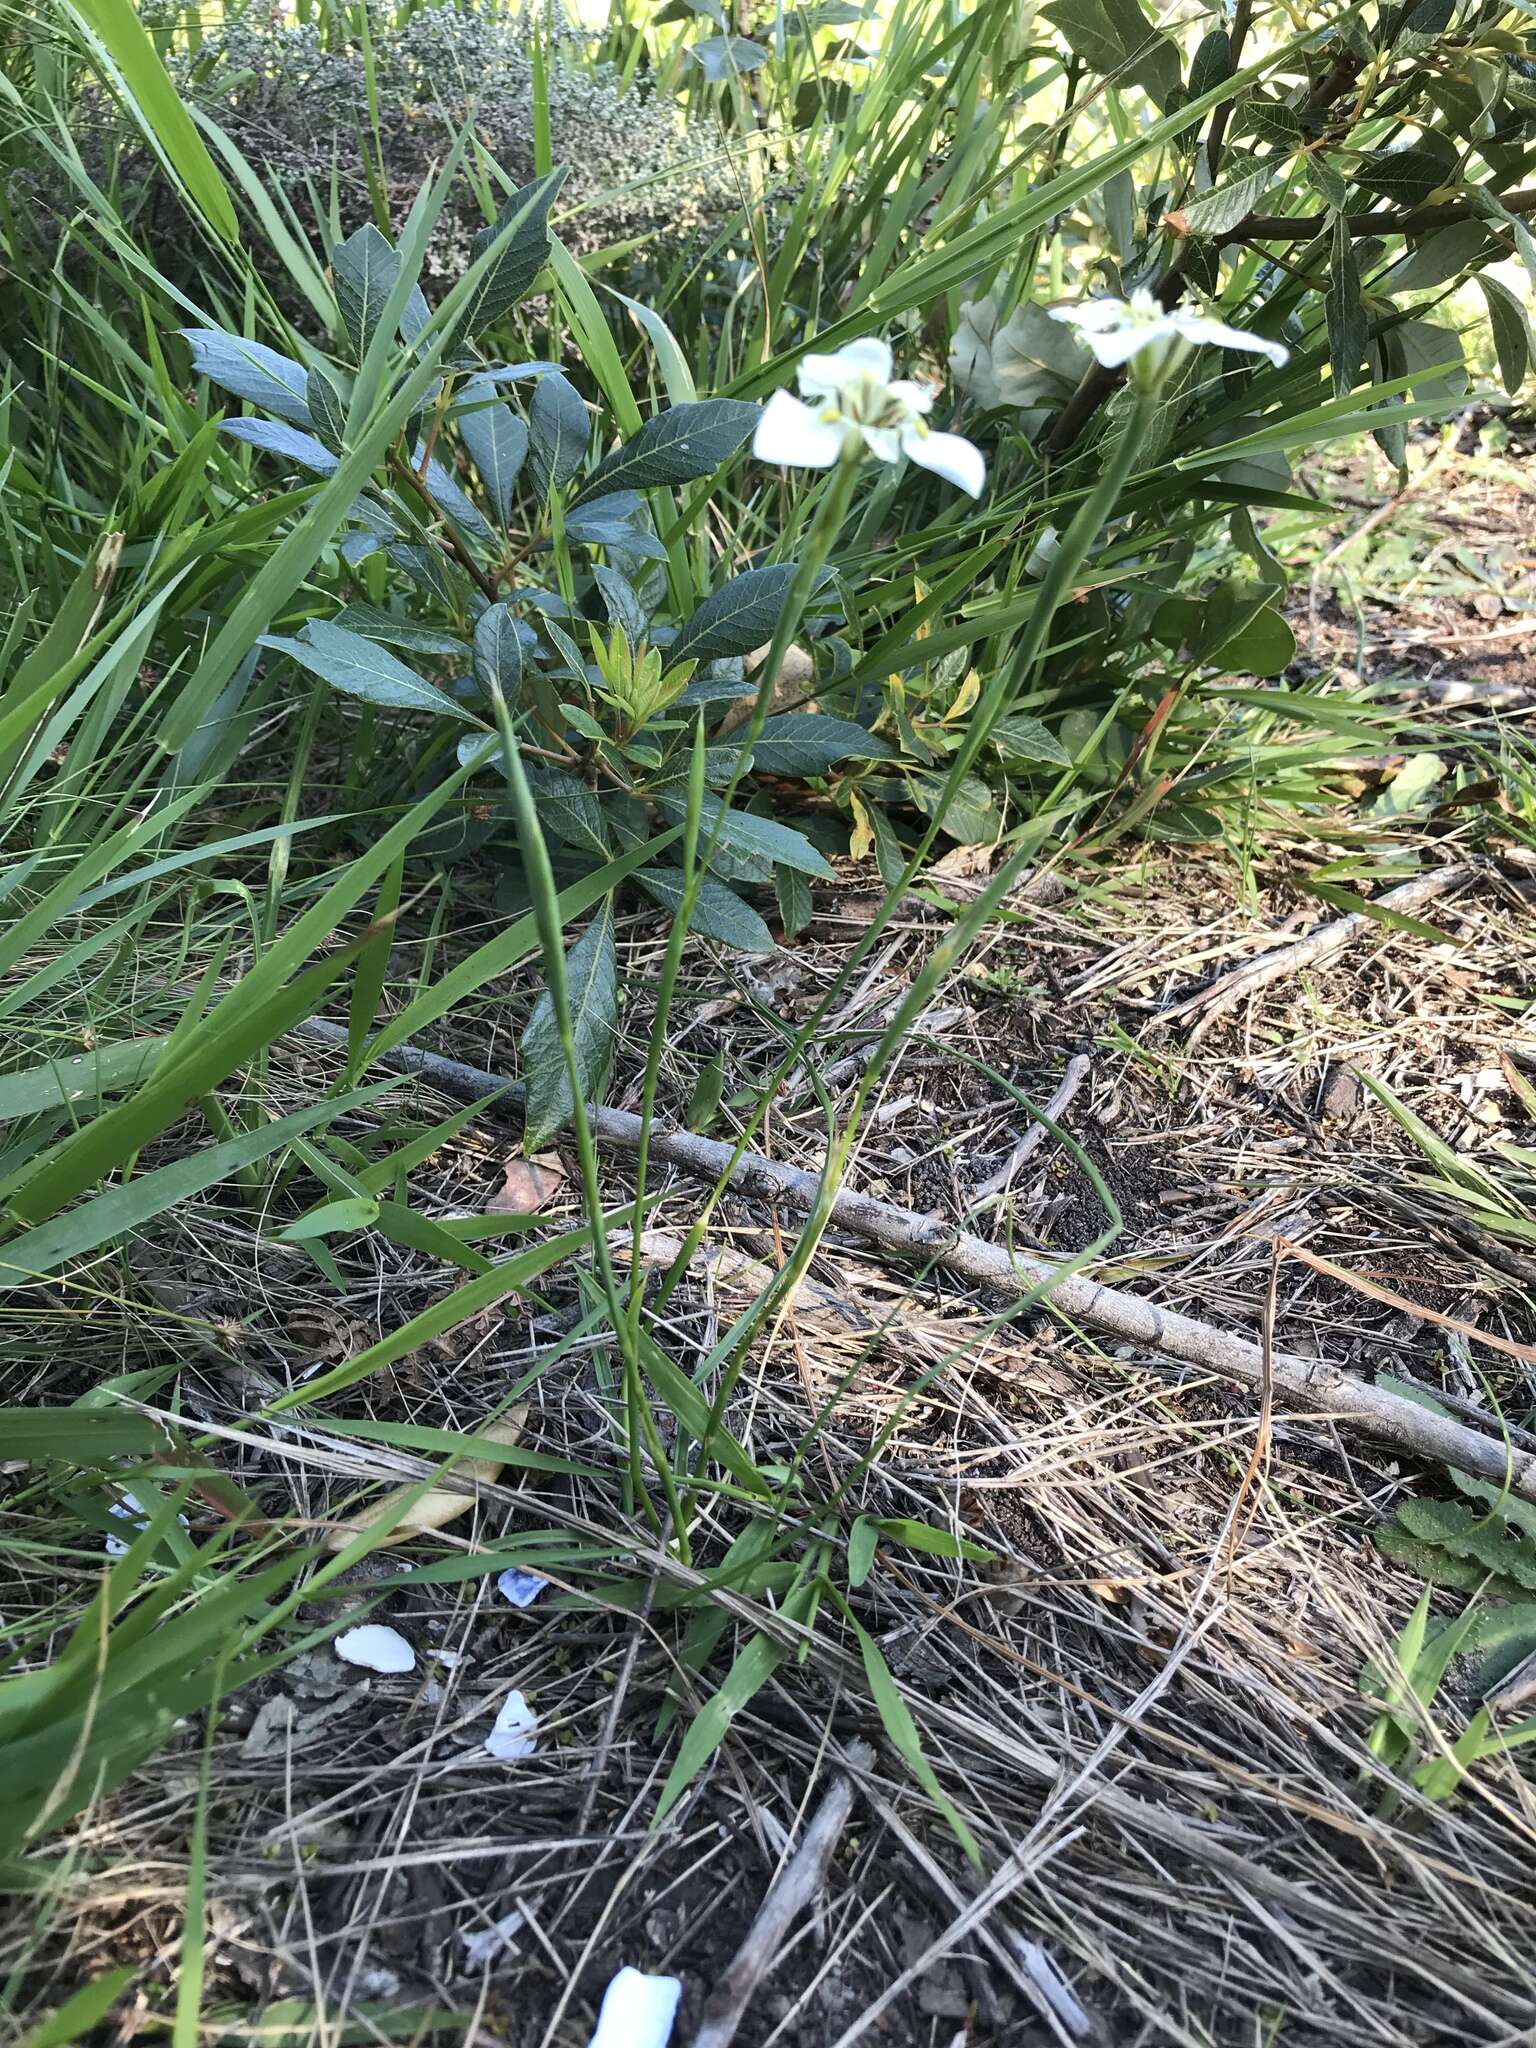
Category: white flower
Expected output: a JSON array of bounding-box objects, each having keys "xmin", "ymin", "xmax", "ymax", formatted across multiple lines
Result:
[
  {"xmin": 754, "ymin": 336, "xmax": 986, "ymax": 497},
  {"xmin": 1050, "ymin": 288, "xmax": 1289, "ymax": 386}
]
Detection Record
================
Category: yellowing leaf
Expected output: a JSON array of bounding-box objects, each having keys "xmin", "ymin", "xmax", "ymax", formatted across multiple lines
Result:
[
  {"xmin": 848, "ymin": 790, "xmax": 875, "ymax": 864},
  {"xmin": 942, "ymin": 668, "xmax": 982, "ymax": 723}
]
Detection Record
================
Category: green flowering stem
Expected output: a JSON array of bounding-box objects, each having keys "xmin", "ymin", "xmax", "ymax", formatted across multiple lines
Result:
[
  {"xmin": 660, "ymin": 394, "xmax": 1162, "ymax": 1497},
  {"xmin": 623, "ymin": 445, "xmax": 864, "ymax": 1329},
  {"xmin": 487, "ymin": 680, "xmax": 688, "ymax": 1551}
]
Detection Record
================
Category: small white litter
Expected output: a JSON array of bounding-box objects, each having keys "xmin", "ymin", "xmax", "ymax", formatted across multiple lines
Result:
[
  {"xmin": 460, "ymin": 1908, "xmax": 526, "ymax": 1970},
  {"xmin": 497, "ymin": 1567, "xmax": 547, "ymax": 1609},
  {"xmin": 586, "ymin": 1967, "xmax": 682, "ymax": 2048},
  {"xmin": 104, "ymin": 1488, "xmax": 189, "ymax": 1558},
  {"xmin": 484, "ymin": 1690, "xmax": 538, "ymax": 1760},
  {"xmin": 334, "ymin": 1624, "xmax": 416, "ymax": 1675}
]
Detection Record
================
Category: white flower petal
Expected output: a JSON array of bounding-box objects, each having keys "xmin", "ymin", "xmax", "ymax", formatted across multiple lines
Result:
[
  {"xmin": 335, "ymin": 1624, "xmax": 416, "ymax": 1674},
  {"xmin": 586, "ymin": 1968, "xmax": 683, "ymax": 2048},
  {"xmin": 1074, "ymin": 322, "xmax": 1172, "ymax": 369},
  {"xmin": 104, "ymin": 1487, "xmax": 190, "ymax": 1558},
  {"xmin": 799, "ymin": 336, "xmax": 893, "ymax": 395},
  {"xmin": 1049, "ymin": 298, "xmax": 1135, "ymax": 335},
  {"xmin": 1171, "ymin": 313, "xmax": 1289, "ymax": 366},
  {"xmin": 888, "ymin": 378, "xmax": 935, "ymax": 415},
  {"xmin": 1026, "ymin": 524, "xmax": 1061, "ymax": 577},
  {"xmin": 485, "ymin": 1689, "xmax": 538, "ymax": 1760},
  {"xmin": 861, "ymin": 424, "xmax": 904, "ymax": 464},
  {"xmin": 903, "ymin": 426, "xmax": 987, "ymax": 498},
  {"xmin": 460, "ymin": 1909, "xmax": 526, "ymax": 1970},
  {"xmin": 752, "ymin": 389, "xmax": 845, "ymax": 469},
  {"xmin": 497, "ymin": 1566, "xmax": 547, "ymax": 1609}
]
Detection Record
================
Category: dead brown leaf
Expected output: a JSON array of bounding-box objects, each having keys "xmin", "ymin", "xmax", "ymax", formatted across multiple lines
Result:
[
  {"xmin": 716, "ymin": 641, "xmax": 815, "ymax": 737},
  {"xmin": 323, "ymin": 1407, "xmax": 528, "ymax": 1551},
  {"xmin": 488, "ymin": 1152, "xmax": 567, "ymax": 1214}
]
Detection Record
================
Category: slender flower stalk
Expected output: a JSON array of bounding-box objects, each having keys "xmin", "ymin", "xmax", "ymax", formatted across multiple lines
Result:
[
  {"xmin": 666, "ymin": 394, "xmax": 1166, "ymax": 1525},
  {"xmin": 628, "ymin": 444, "xmax": 866, "ymax": 1346}
]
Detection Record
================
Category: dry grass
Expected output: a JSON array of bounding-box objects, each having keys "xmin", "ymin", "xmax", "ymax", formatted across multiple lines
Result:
[{"xmin": 8, "ymin": 798, "xmax": 1536, "ymax": 2046}]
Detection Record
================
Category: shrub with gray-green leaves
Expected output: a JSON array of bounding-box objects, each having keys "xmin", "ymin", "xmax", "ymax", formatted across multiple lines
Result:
[
  {"xmin": 41, "ymin": 2, "xmax": 739, "ymax": 298},
  {"xmin": 179, "ymin": 171, "xmax": 901, "ymax": 1131}
]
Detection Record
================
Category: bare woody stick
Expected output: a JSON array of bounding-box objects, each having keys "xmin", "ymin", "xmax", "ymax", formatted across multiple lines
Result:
[
  {"xmin": 691, "ymin": 1742, "xmax": 872, "ymax": 2048},
  {"xmin": 293, "ymin": 1012, "xmax": 1536, "ymax": 1499},
  {"xmin": 1159, "ymin": 864, "xmax": 1470, "ymax": 1044}
]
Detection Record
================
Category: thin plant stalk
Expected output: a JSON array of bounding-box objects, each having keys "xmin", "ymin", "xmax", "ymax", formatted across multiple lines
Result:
[{"xmin": 487, "ymin": 681, "xmax": 689, "ymax": 1554}]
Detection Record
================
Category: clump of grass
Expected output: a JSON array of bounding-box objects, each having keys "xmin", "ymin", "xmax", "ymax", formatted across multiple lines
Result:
[{"xmin": 6, "ymin": 0, "xmax": 1536, "ymax": 2029}]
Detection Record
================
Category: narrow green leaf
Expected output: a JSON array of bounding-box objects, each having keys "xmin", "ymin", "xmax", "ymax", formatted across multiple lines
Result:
[
  {"xmin": 992, "ymin": 714, "xmax": 1072, "ymax": 766},
  {"xmin": 750, "ymin": 715, "xmax": 895, "ymax": 775},
  {"xmin": 605, "ymin": 286, "xmax": 698, "ymax": 403},
  {"xmin": 847, "ymin": 1518, "xmax": 878, "ymax": 1589},
  {"xmin": 463, "ymin": 169, "xmax": 567, "ymax": 336},
  {"xmin": 658, "ymin": 794, "xmax": 835, "ymax": 879},
  {"xmin": 262, "ymin": 620, "xmax": 477, "ymax": 721},
  {"xmin": 1354, "ymin": 138, "xmax": 1458, "ymax": 205},
  {"xmin": 333, "ymin": 223, "xmax": 402, "ymax": 356},
  {"xmin": 0, "ymin": 1409, "xmax": 169, "ymax": 1461},
  {"xmin": 178, "ymin": 329, "xmax": 310, "ymax": 426},
  {"xmin": 276, "ymin": 1197, "xmax": 381, "ymax": 1242},
  {"xmin": 1040, "ymin": 0, "xmax": 1179, "ymax": 107},
  {"xmin": 670, "ymin": 564, "xmax": 799, "ymax": 669},
  {"xmin": 457, "ymin": 379, "xmax": 530, "ymax": 523},
  {"xmin": 0, "ymin": 1039, "xmax": 170, "ymax": 1122},
  {"xmin": 304, "ymin": 365, "xmax": 348, "ymax": 451},
  {"xmin": 1180, "ymin": 165, "xmax": 1275, "ymax": 240},
  {"xmin": 220, "ymin": 419, "xmax": 335, "ymax": 473},
  {"xmin": 266, "ymin": 1221, "xmax": 601, "ymax": 1411},
  {"xmin": 657, "ymin": 1627, "xmax": 790, "ymax": 1819},
  {"xmin": 774, "ymin": 866, "xmax": 812, "ymax": 939},
  {"xmin": 1480, "ymin": 275, "xmax": 1532, "ymax": 395},
  {"xmin": 473, "ymin": 604, "xmax": 527, "ymax": 708},
  {"xmin": 572, "ymin": 399, "xmax": 760, "ymax": 506},
  {"xmin": 0, "ymin": 1088, "xmax": 390, "ymax": 1294},
  {"xmin": 637, "ymin": 866, "xmax": 775, "ymax": 953},
  {"xmin": 15, "ymin": 1969, "xmax": 135, "ymax": 2048},
  {"xmin": 525, "ymin": 371, "xmax": 591, "ymax": 499},
  {"xmin": 852, "ymin": 1619, "xmax": 981, "ymax": 1866},
  {"xmin": 328, "ymin": 605, "xmax": 468, "ymax": 658},
  {"xmin": 1326, "ymin": 214, "xmax": 1367, "ymax": 396},
  {"xmin": 521, "ymin": 899, "xmax": 618, "ymax": 1148},
  {"xmin": 1187, "ymin": 28, "xmax": 1231, "ymax": 98},
  {"xmin": 65, "ymin": 0, "xmax": 236, "ymax": 238}
]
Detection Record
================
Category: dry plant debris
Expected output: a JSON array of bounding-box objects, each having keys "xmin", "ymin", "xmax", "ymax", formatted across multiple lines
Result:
[{"xmin": 12, "ymin": 800, "xmax": 1536, "ymax": 2047}]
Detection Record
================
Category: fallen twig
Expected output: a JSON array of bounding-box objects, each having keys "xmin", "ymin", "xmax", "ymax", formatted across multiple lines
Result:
[
  {"xmin": 690, "ymin": 1741, "xmax": 871, "ymax": 2048},
  {"xmin": 292, "ymin": 1016, "xmax": 1536, "ymax": 1499},
  {"xmin": 1387, "ymin": 675, "xmax": 1536, "ymax": 712},
  {"xmin": 1277, "ymin": 1237, "xmax": 1536, "ymax": 1367},
  {"xmin": 1159, "ymin": 865, "xmax": 1471, "ymax": 1043},
  {"xmin": 969, "ymin": 1051, "xmax": 1092, "ymax": 1204}
]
